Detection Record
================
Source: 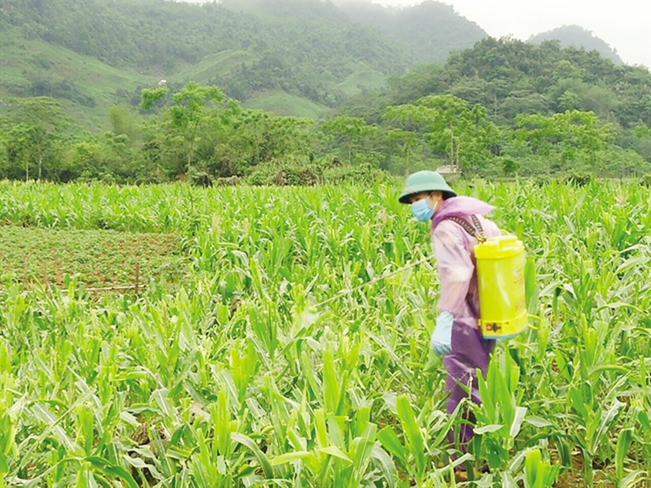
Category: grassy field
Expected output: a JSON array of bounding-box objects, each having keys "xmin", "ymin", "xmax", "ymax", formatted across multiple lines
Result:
[
  {"xmin": 337, "ymin": 66, "xmax": 388, "ymax": 97},
  {"xmin": 242, "ymin": 90, "xmax": 329, "ymax": 119},
  {"xmin": 172, "ymin": 50, "xmax": 259, "ymax": 86},
  {"xmin": 0, "ymin": 30, "xmax": 158, "ymax": 130},
  {"xmin": 0, "ymin": 180, "xmax": 650, "ymax": 487},
  {"xmin": 0, "ymin": 32, "xmax": 332, "ymax": 128}
]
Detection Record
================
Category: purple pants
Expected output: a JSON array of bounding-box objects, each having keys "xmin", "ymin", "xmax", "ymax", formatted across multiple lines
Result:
[{"xmin": 444, "ymin": 321, "xmax": 495, "ymax": 450}]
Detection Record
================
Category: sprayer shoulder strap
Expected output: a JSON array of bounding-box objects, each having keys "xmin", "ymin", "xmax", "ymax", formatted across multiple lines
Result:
[{"xmin": 443, "ymin": 215, "xmax": 486, "ymax": 243}]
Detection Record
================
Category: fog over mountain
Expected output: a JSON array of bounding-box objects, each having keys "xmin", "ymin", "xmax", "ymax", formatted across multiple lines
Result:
[{"xmin": 327, "ymin": 0, "xmax": 651, "ymax": 69}]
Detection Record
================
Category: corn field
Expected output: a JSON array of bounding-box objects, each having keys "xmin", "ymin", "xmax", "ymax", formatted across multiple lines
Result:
[{"xmin": 0, "ymin": 180, "xmax": 650, "ymax": 487}]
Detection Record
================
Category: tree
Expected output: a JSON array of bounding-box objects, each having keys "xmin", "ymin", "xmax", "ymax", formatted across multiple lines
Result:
[
  {"xmin": 384, "ymin": 95, "xmax": 499, "ymax": 175},
  {"xmin": 5, "ymin": 124, "xmax": 38, "ymax": 180},
  {"xmin": 320, "ymin": 116, "xmax": 378, "ymax": 165},
  {"xmin": 2, "ymin": 97, "xmax": 68, "ymax": 180},
  {"xmin": 108, "ymin": 104, "xmax": 140, "ymax": 144},
  {"xmin": 557, "ymin": 90, "xmax": 581, "ymax": 112},
  {"xmin": 141, "ymin": 83, "xmax": 225, "ymax": 176},
  {"xmin": 385, "ymin": 128, "xmax": 420, "ymax": 173},
  {"xmin": 634, "ymin": 124, "xmax": 651, "ymax": 139},
  {"xmin": 515, "ymin": 110, "xmax": 613, "ymax": 175}
]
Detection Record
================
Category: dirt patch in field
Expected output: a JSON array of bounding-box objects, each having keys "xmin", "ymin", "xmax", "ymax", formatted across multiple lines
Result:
[{"xmin": 0, "ymin": 226, "xmax": 189, "ymax": 289}]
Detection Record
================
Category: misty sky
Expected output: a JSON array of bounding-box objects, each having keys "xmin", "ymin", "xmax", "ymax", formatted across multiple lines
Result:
[{"xmin": 369, "ymin": 0, "xmax": 651, "ymax": 68}]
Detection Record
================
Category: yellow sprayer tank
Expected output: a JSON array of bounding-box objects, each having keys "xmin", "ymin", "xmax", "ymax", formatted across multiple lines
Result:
[{"xmin": 474, "ymin": 235, "xmax": 527, "ymax": 339}]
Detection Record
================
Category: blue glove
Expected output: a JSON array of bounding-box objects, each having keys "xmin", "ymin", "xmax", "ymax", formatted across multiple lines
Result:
[{"xmin": 430, "ymin": 311, "xmax": 453, "ymax": 356}]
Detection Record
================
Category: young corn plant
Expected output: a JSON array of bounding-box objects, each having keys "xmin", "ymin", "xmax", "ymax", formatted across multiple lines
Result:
[
  {"xmin": 470, "ymin": 349, "xmax": 528, "ymax": 477},
  {"xmin": 523, "ymin": 448, "xmax": 560, "ymax": 488},
  {"xmin": 1, "ymin": 181, "xmax": 650, "ymax": 487}
]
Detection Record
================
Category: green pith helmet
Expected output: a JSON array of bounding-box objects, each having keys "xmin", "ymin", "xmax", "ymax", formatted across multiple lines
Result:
[{"xmin": 398, "ymin": 170, "xmax": 457, "ymax": 204}]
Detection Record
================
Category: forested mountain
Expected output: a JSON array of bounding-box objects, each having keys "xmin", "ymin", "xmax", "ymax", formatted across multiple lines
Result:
[
  {"xmin": 0, "ymin": 0, "xmax": 493, "ymax": 123},
  {"xmin": 529, "ymin": 26, "xmax": 623, "ymax": 65},
  {"xmin": 0, "ymin": 0, "xmax": 401, "ymax": 120},
  {"xmin": 336, "ymin": 0, "xmax": 488, "ymax": 64},
  {"xmin": 338, "ymin": 37, "xmax": 651, "ymax": 169},
  {"xmin": 343, "ymin": 37, "xmax": 651, "ymax": 129}
]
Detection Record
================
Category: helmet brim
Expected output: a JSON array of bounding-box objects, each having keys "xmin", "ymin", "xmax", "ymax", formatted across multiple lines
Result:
[{"xmin": 398, "ymin": 183, "xmax": 457, "ymax": 204}]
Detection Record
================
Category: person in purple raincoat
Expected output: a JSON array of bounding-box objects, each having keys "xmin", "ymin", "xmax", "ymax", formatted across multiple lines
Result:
[{"xmin": 399, "ymin": 170, "xmax": 500, "ymax": 452}]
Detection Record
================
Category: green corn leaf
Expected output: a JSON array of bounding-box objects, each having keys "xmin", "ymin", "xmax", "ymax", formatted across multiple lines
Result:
[
  {"xmin": 525, "ymin": 448, "xmax": 542, "ymax": 488},
  {"xmin": 615, "ymin": 256, "xmax": 647, "ymax": 275},
  {"xmin": 319, "ymin": 445, "xmax": 352, "ymax": 463},
  {"xmin": 377, "ymin": 426, "xmax": 406, "ymax": 462},
  {"xmin": 76, "ymin": 469, "xmax": 98, "ymax": 488},
  {"xmin": 552, "ymin": 435, "xmax": 572, "ymax": 467},
  {"xmin": 553, "ymin": 351, "xmax": 572, "ymax": 383},
  {"xmin": 477, "ymin": 370, "xmax": 496, "ymax": 420},
  {"xmin": 395, "ymin": 395, "xmax": 425, "ymax": 476},
  {"xmin": 0, "ymin": 453, "xmax": 7, "ymax": 475},
  {"xmin": 525, "ymin": 255, "xmax": 537, "ymax": 312},
  {"xmin": 301, "ymin": 350, "xmax": 322, "ymax": 400},
  {"xmin": 370, "ymin": 445, "xmax": 397, "ymax": 488},
  {"xmin": 502, "ymin": 471, "xmax": 519, "ymax": 488},
  {"xmin": 437, "ymin": 453, "xmax": 473, "ymax": 474},
  {"xmin": 524, "ymin": 417, "xmax": 553, "ymax": 428},
  {"xmin": 509, "ymin": 406, "xmax": 528, "ymax": 439},
  {"xmin": 32, "ymin": 403, "xmax": 80, "ymax": 455},
  {"xmin": 315, "ymin": 409, "xmax": 328, "ymax": 451},
  {"xmin": 350, "ymin": 435, "xmax": 376, "ymax": 477},
  {"xmin": 322, "ymin": 346, "xmax": 340, "ymax": 416},
  {"xmin": 473, "ymin": 424, "xmax": 503, "ymax": 435},
  {"xmin": 637, "ymin": 411, "xmax": 651, "ymax": 433},
  {"xmin": 84, "ymin": 456, "xmax": 138, "ymax": 488},
  {"xmin": 77, "ymin": 404, "xmax": 94, "ymax": 456},
  {"xmin": 591, "ymin": 400, "xmax": 624, "ymax": 454},
  {"xmin": 569, "ymin": 385, "xmax": 589, "ymax": 420},
  {"xmin": 231, "ymin": 432, "xmax": 275, "ymax": 479},
  {"xmin": 148, "ymin": 424, "xmax": 173, "ymax": 479},
  {"xmin": 618, "ymin": 470, "xmax": 647, "ymax": 488},
  {"xmin": 151, "ymin": 389, "xmax": 173, "ymax": 420},
  {"xmin": 213, "ymin": 387, "xmax": 233, "ymax": 459},
  {"xmin": 508, "ymin": 449, "xmax": 529, "ymax": 473},
  {"xmin": 615, "ymin": 428, "xmax": 633, "ymax": 481},
  {"xmin": 271, "ymin": 451, "xmax": 314, "ymax": 466}
]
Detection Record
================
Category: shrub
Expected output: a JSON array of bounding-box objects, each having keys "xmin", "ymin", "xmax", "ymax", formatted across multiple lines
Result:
[{"xmin": 565, "ymin": 170, "xmax": 592, "ymax": 186}]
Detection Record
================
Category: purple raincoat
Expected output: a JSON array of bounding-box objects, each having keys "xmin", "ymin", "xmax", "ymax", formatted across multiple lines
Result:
[{"xmin": 431, "ymin": 197, "xmax": 501, "ymax": 448}]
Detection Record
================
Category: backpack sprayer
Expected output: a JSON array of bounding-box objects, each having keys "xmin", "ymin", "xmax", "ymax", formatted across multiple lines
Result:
[
  {"xmin": 474, "ymin": 234, "xmax": 528, "ymax": 339},
  {"xmin": 443, "ymin": 215, "xmax": 528, "ymax": 339},
  {"xmin": 313, "ymin": 215, "xmax": 528, "ymax": 340}
]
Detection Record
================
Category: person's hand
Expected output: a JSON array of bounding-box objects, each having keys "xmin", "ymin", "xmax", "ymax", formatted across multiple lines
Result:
[{"xmin": 430, "ymin": 311, "xmax": 453, "ymax": 356}]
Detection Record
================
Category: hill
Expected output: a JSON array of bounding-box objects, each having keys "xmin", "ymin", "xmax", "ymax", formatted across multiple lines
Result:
[
  {"xmin": 529, "ymin": 25, "xmax": 623, "ymax": 65},
  {"xmin": 334, "ymin": 37, "xmax": 651, "ymax": 175},
  {"xmin": 0, "ymin": 25, "xmax": 158, "ymax": 130},
  {"xmin": 342, "ymin": 37, "xmax": 651, "ymax": 128},
  {"xmin": 2, "ymin": 0, "xmax": 645, "ymax": 140},
  {"xmin": 0, "ymin": 0, "xmax": 496, "ymax": 126},
  {"xmin": 0, "ymin": 0, "xmax": 411, "ymax": 123}
]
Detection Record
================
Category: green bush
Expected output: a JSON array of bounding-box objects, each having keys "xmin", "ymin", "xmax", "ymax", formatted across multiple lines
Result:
[
  {"xmin": 244, "ymin": 161, "xmax": 389, "ymax": 186},
  {"xmin": 323, "ymin": 163, "xmax": 389, "ymax": 185},
  {"xmin": 245, "ymin": 163, "xmax": 323, "ymax": 186},
  {"xmin": 565, "ymin": 170, "xmax": 592, "ymax": 186}
]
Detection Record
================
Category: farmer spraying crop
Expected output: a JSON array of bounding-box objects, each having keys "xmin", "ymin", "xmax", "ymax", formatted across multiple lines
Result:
[{"xmin": 399, "ymin": 170, "xmax": 502, "ymax": 453}]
